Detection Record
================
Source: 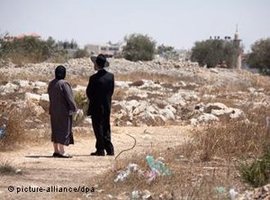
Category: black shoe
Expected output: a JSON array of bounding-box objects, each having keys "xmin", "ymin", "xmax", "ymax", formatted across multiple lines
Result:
[
  {"xmin": 58, "ymin": 153, "xmax": 72, "ymax": 158},
  {"xmin": 107, "ymin": 152, "xmax": 114, "ymax": 156},
  {"xmin": 53, "ymin": 152, "xmax": 72, "ymax": 158},
  {"xmin": 90, "ymin": 151, "xmax": 105, "ymax": 156},
  {"xmin": 53, "ymin": 152, "xmax": 61, "ymax": 157}
]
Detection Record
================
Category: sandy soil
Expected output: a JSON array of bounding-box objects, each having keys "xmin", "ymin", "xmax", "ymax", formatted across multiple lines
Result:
[{"xmin": 0, "ymin": 125, "xmax": 192, "ymax": 200}]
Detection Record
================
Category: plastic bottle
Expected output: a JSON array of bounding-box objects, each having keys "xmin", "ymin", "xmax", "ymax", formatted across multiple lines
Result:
[{"xmin": 146, "ymin": 155, "xmax": 171, "ymax": 176}]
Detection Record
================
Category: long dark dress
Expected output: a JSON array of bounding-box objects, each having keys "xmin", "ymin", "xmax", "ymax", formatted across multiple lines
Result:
[
  {"xmin": 86, "ymin": 69, "xmax": 115, "ymax": 154},
  {"xmin": 48, "ymin": 79, "xmax": 77, "ymax": 145}
]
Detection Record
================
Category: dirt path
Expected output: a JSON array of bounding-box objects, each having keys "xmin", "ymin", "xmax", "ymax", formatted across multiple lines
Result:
[{"xmin": 0, "ymin": 125, "xmax": 192, "ymax": 200}]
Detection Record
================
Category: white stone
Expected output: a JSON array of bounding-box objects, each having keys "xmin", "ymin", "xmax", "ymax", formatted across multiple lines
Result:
[
  {"xmin": 34, "ymin": 81, "xmax": 47, "ymax": 88},
  {"xmin": 25, "ymin": 92, "xmax": 41, "ymax": 101},
  {"xmin": 190, "ymin": 118, "xmax": 198, "ymax": 126},
  {"xmin": 14, "ymin": 80, "xmax": 30, "ymax": 87},
  {"xmin": 133, "ymin": 101, "xmax": 148, "ymax": 115},
  {"xmin": 127, "ymin": 87, "xmax": 148, "ymax": 98},
  {"xmin": 165, "ymin": 105, "xmax": 176, "ymax": 114},
  {"xmin": 160, "ymin": 108, "xmax": 175, "ymax": 120},
  {"xmin": 230, "ymin": 108, "xmax": 243, "ymax": 119},
  {"xmin": 205, "ymin": 102, "xmax": 228, "ymax": 111},
  {"xmin": 248, "ymin": 87, "xmax": 256, "ymax": 93},
  {"xmin": 0, "ymin": 82, "xmax": 18, "ymax": 94},
  {"xmin": 210, "ymin": 68, "xmax": 219, "ymax": 73},
  {"xmin": 73, "ymin": 85, "xmax": 87, "ymax": 96},
  {"xmin": 168, "ymin": 93, "xmax": 186, "ymax": 106},
  {"xmin": 198, "ymin": 113, "xmax": 219, "ymax": 123},
  {"xmin": 115, "ymin": 81, "xmax": 132, "ymax": 88}
]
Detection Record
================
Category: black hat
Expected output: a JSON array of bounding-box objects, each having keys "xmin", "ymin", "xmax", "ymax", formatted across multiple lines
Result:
[{"xmin": 90, "ymin": 54, "xmax": 109, "ymax": 68}]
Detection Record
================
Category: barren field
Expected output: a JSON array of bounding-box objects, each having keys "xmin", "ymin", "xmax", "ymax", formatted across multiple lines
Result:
[{"xmin": 1, "ymin": 58, "xmax": 270, "ymax": 200}]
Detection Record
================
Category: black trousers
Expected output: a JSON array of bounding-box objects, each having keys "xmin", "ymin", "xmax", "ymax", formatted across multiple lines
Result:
[{"xmin": 91, "ymin": 114, "xmax": 114, "ymax": 154}]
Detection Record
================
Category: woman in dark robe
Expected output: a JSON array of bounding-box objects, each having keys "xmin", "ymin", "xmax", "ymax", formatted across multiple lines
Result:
[{"xmin": 48, "ymin": 65, "xmax": 77, "ymax": 158}]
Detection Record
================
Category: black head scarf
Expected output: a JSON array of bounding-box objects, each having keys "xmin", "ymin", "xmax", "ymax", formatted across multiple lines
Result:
[{"xmin": 55, "ymin": 65, "xmax": 66, "ymax": 80}]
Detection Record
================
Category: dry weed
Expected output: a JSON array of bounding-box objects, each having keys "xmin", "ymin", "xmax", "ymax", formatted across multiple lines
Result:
[
  {"xmin": 0, "ymin": 160, "xmax": 18, "ymax": 175},
  {"xmin": 113, "ymin": 88, "xmax": 128, "ymax": 101},
  {"xmin": 115, "ymin": 72, "xmax": 178, "ymax": 83},
  {"xmin": 0, "ymin": 103, "xmax": 50, "ymax": 151},
  {"xmin": 77, "ymin": 147, "xmax": 242, "ymax": 199},
  {"xmin": 182, "ymin": 106, "xmax": 270, "ymax": 162}
]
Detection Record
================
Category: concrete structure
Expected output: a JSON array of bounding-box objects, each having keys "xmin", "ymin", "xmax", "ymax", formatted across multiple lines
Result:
[
  {"xmin": 85, "ymin": 42, "xmax": 123, "ymax": 57},
  {"xmin": 233, "ymin": 26, "xmax": 242, "ymax": 69},
  {"xmin": 3, "ymin": 33, "xmax": 41, "ymax": 41}
]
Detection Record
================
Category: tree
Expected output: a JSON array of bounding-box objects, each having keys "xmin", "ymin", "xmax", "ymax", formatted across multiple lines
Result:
[
  {"xmin": 0, "ymin": 35, "xmax": 69, "ymax": 64},
  {"xmin": 157, "ymin": 44, "xmax": 179, "ymax": 60},
  {"xmin": 73, "ymin": 48, "xmax": 89, "ymax": 58},
  {"xmin": 247, "ymin": 38, "xmax": 270, "ymax": 74},
  {"xmin": 122, "ymin": 33, "xmax": 156, "ymax": 61},
  {"xmin": 191, "ymin": 39, "xmax": 237, "ymax": 68}
]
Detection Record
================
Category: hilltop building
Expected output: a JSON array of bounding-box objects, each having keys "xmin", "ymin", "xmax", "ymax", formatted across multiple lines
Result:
[
  {"xmin": 85, "ymin": 41, "xmax": 124, "ymax": 57},
  {"xmin": 233, "ymin": 26, "xmax": 242, "ymax": 69},
  {"xmin": 3, "ymin": 33, "xmax": 41, "ymax": 41}
]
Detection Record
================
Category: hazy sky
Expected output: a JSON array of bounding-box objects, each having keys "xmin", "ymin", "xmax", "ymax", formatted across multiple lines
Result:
[{"xmin": 0, "ymin": 0, "xmax": 269, "ymax": 51}]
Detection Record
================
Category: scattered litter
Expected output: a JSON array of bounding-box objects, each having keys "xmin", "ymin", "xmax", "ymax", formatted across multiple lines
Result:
[
  {"xmin": 131, "ymin": 190, "xmax": 141, "ymax": 199},
  {"xmin": 73, "ymin": 109, "xmax": 84, "ymax": 122},
  {"xmin": 130, "ymin": 190, "xmax": 152, "ymax": 200},
  {"xmin": 229, "ymin": 188, "xmax": 238, "ymax": 200},
  {"xmin": 96, "ymin": 189, "xmax": 104, "ymax": 193},
  {"xmin": 0, "ymin": 124, "xmax": 6, "ymax": 139},
  {"xmin": 106, "ymin": 194, "xmax": 114, "ymax": 199},
  {"xmin": 144, "ymin": 169, "xmax": 159, "ymax": 182},
  {"xmin": 114, "ymin": 156, "xmax": 171, "ymax": 184},
  {"xmin": 114, "ymin": 163, "xmax": 139, "ymax": 182},
  {"xmin": 159, "ymin": 191, "xmax": 173, "ymax": 200},
  {"xmin": 146, "ymin": 155, "xmax": 171, "ymax": 176},
  {"xmin": 215, "ymin": 186, "xmax": 226, "ymax": 194},
  {"xmin": 142, "ymin": 190, "xmax": 152, "ymax": 199},
  {"xmin": 15, "ymin": 169, "xmax": 22, "ymax": 174}
]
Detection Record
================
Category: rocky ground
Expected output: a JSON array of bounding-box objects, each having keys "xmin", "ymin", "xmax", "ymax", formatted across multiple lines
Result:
[{"xmin": 0, "ymin": 58, "xmax": 270, "ymax": 199}]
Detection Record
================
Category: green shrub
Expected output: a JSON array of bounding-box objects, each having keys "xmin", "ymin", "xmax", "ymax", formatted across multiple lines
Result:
[
  {"xmin": 0, "ymin": 34, "xmax": 80, "ymax": 64},
  {"xmin": 191, "ymin": 39, "xmax": 238, "ymax": 68},
  {"xmin": 73, "ymin": 48, "xmax": 89, "ymax": 58},
  {"xmin": 239, "ymin": 152, "xmax": 270, "ymax": 187},
  {"xmin": 122, "ymin": 33, "xmax": 156, "ymax": 61},
  {"xmin": 0, "ymin": 160, "xmax": 17, "ymax": 175},
  {"xmin": 74, "ymin": 91, "xmax": 88, "ymax": 114},
  {"xmin": 247, "ymin": 38, "xmax": 270, "ymax": 74},
  {"xmin": 157, "ymin": 44, "xmax": 179, "ymax": 60}
]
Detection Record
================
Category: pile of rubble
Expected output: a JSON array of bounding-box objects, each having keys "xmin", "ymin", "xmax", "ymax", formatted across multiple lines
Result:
[
  {"xmin": 0, "ymin": 76, "xmax": 256, "ymax": 129},
  {"xmin": 0, "ymin": 57, "xmax": 269, "ymax": 130},
  {"xmin": 236, "ymin": 184, "xmax": 270, "ymax": 200}
]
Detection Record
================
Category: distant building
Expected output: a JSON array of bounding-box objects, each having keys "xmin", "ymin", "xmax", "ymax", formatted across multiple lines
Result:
[
  {"xmin": 209, "ymin": 27, "xmax": 242, "ymax": 69},
  {"xmin": 3, "ymin": 33, "xmax": 41, "ymax": 41},
  {"xmin": 233, "ymin": 26, "xmax": 242, "ymax": 69},
  {"xmin": 85, "ymin": 42, "xmax": 123, "ymax": 57}
]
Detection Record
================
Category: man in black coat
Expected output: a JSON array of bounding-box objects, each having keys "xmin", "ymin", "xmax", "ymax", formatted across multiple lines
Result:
[{"xmin": 86, "ymin": 54, "xmax": 115, "ymax": 156}]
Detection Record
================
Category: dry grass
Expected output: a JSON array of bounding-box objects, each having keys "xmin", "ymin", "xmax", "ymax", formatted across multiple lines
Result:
[
  {"xmin": 181, "ymin": 106, "xmax": 270, "ymax": 162},
  {"xmin": 0, "ymin": 108, "xmax": 28, "ymax": 150},
  {"xmin": 242, "ymin": 70, "xmax": 270, "ymax": 92},
  {"xmin": 0, "ymin": 104, "xmax": 51, "ymax": 151},
  {"xmin": 113, "ymin": 87, "xmax": 128, "ymax": 101},
  {"xmin": 72, "ymin": 148, "xmax": 242, "ymax": 200},
  {"xmin": 69, "ymin": 75, "xmax": 89, "ymax": 86},
  {"xmin": 115, "ymin": 71, "xmax": 204, "ymax": 86},
  {"xmin": 115, "ymin": 72, "xmax": 180, "ymax": 83},
  {"xmin": 0, "ymin": 160, "xmax": 17, "ymax": 175},
  {"xmin": 72, "ymin": 105, "xmax": 270, "ymax": 199},
  {"xmin": 0, "ymin": 70, "xmax": 51, "ymax": 83}
]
